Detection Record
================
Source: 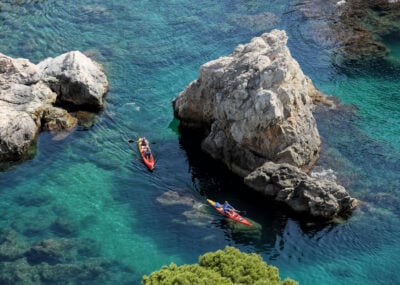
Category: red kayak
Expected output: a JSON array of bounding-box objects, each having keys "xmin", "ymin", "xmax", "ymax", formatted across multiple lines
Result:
[
  {"xmin": 207, "ymin": 199, "xmax": 252, "ymax": 227},
  {"xmin": 138, "ymin": 137, "xmax": 155, "ymax": 171}
]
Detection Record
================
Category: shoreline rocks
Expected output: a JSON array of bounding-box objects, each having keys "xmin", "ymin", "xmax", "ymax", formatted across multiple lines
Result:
[
  {"xmin": 0, "ymin": 51, "xmax": 108, "ymax": 165},
  {"xmin": 292, "ymin": 0, "xmax": 400, "ymax": 62},
  {"xmin": 38, "ymin": 51, "xmax": 108, "ymax": 110},
  {"xmin": 336, "ymin": 0, "xmax": 400, "ymax": 61},
  {"xmin": 173, "ymin": 30, "xmax": 357, "ymax": 219},
  {"xmin": 244, "ymin": 162, "xmax": 358, "ymax": 219}
]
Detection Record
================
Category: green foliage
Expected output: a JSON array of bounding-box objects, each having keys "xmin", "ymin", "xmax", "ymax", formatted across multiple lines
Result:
[
  {"xmin": 142, "ymin": 246, "xmax": 298, "ymax": 285},
  {"xmin": 142, "ymin": 263, "xmax": 231, "ymax": 285},
  {"xmin": 282, "ymin": 278, "xmax": 299, "ymax": 285}
]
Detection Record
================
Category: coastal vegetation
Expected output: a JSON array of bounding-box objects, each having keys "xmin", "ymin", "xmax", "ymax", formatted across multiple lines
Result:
[{"xmin": 142, "ymin": 246, "xmax": 298, "ymax": 285}]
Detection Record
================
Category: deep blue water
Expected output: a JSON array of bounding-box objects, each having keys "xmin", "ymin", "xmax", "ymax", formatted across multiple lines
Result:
[{"xmin": 0, "ymin": 1, "xmax": 399, "ymax": 284}]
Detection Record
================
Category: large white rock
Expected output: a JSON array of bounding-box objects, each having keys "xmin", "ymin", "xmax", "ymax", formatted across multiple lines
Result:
[
  {"xmin": 174, "ymin": 30, "xmax": 321, "ymax": 176},
  {"xmin": 173, "ymin": 30, "xmax": 357, "ymax": 219},
  {"xmin": 38, "ymin": 51, "xmax": 108, "ymax": 108},
  {"xmin": 0, "ymin": 51, "xmax": 108, "ymax": 164}
]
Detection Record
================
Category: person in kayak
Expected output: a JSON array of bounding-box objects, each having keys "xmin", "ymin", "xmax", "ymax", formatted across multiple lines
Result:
[
  {"xmin": 144, "ymin": 147, "xmax": 151, "ymax": 159},
  {"xmin": 141, "ymin": 137, "xmax": 148, "ymax": 147},
  {"xmin": 223, "ymin": 201, "xmax": 235, "ymax": 214}
]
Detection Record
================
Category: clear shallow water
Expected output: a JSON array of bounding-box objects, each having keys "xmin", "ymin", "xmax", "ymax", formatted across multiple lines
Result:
[{"xmin": 0, "ymin": 1, "xmax": 399, "ymax": 284}]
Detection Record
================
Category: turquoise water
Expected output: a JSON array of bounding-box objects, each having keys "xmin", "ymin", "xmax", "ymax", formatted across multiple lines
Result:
[{"xmin": 0, "ymin": 1, "xmax": 399, "ymax": 284}]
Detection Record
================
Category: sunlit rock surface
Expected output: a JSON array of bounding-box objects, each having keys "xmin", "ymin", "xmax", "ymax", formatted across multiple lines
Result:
[
  {"xmin": 0, "ymin": 51, "xmax": 108, "ymax": 165},
  {"xmin": 173, "ymin": 30, "xmax": 356, "ymax": 219}
]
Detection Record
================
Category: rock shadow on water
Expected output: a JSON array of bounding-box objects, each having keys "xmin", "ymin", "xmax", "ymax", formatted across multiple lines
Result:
[
  {"xmin": 176, "ymin": 127, "xmax": 244, "ymax": 195},
  {"xmin": 169, "ymin": 128, "xmax": 359, "ymax": 258},
  {"xmin": 176, "ymin": 127, "xmax": 342, "ymax": 246}
]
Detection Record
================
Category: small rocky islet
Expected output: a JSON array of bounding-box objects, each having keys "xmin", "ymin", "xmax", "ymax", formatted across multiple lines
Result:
[
  {"xmin": 171, "ymin": 0, "xmax": 400, "ymax": 219},
  {"xmin": 0, "ymin": 50, "xmax": 108, "ymax": 168},
  {"xmin": 173, "ymin": 29, "xmax": 357, "ymax": 220}
]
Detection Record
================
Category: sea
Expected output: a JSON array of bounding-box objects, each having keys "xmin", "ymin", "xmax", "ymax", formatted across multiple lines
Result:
[{"xmin": 0, "ymin": 1, "xmax": 399, "ymax": 284}]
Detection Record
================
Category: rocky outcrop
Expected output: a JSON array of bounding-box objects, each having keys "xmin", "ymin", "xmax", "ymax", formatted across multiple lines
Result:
[
  {"xmin": 174, "ymin": 30, "xmax": 321, "ymax": 176},
  {"xmin": 173, "ymin": 30, "xmax": 356, "ymax": 219},
  {"xmin": 245, "ymin": 162, "xmax": 358, "ymax": 218},
  {"xmin": 0, "ymin": 51, "xmax": 108, "ymax": 164},
  {"xmin": 38, "ymin": 51, "xmax": 108, "ymax": 109},
  {"xmin": 336, "ymin": 0, "xmax": 400, "ymax": 61},
  {"xmin": 292, "ymin": 0, "xmax": 400, "ymax": 61}
]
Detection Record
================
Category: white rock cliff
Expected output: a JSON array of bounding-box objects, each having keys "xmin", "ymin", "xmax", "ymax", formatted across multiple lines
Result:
[{"xmin": 174, "ymin": 30, "xmax": 321, "ymax": 176}]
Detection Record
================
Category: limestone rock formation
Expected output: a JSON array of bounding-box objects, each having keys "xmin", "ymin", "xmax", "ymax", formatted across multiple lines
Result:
[
  {"xmin": 0, "ymin": 51, "xmax": 108, "ymax": 164},
  {"xmin": 174, "ymin": 30, "xmax": 321, "ymax": 177},
  {"xmin": 173, "ymin": 30, "xmax": 356, "ymax": 219},
  {"xmin": 244, "ymin": 162, "xmax": 358, "ymax": 218},
  {"xmin": 38, "ymin": 51, "xmax": 108, "ymax": 109}
]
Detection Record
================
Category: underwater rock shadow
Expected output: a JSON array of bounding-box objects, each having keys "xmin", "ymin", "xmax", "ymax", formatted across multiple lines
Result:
[{"xmin": 0, "ymin": 229, "xmax": 134, "ymax": 285}]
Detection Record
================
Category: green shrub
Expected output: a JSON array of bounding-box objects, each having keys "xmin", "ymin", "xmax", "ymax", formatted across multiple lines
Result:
[{"xmin": 142, "ymin": 246, "xmax": 298, "ymax": 285}]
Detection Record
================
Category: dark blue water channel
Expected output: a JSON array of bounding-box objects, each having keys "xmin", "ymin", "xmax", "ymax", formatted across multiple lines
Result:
[{"xmin": 0, "ymin": 1, "xmax": 399, "ymax": 284}]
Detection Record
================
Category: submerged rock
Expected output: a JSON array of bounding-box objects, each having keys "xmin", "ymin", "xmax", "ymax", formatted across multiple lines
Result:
[
  {"xmin": 0, "ymin": 230, "xmax": 29, "ymax": 262},
  {"xmin": 291, "ymin": 0, "xmax": 400, "ymax": 61},
  {"xmin": 331, "ymin": 0, "xmax": 400, "ymax": 61},
  {"xmin": 156, "ymin": 190, "xmax": 198, "ymax": 207},
  {"xmin": 25, "ymin": 239, "xmax": 76, "ymax": 265},
  {"xmin": 0, "ymin": 234, "xmax": 111, "ymax": 285},
  {"xmin": 173, "ymin": 30, "xmax": 356, "ymax": 219},
  {"xmin": 0, "ymin": 51, "xmax": 108, "ymax": 165}
]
